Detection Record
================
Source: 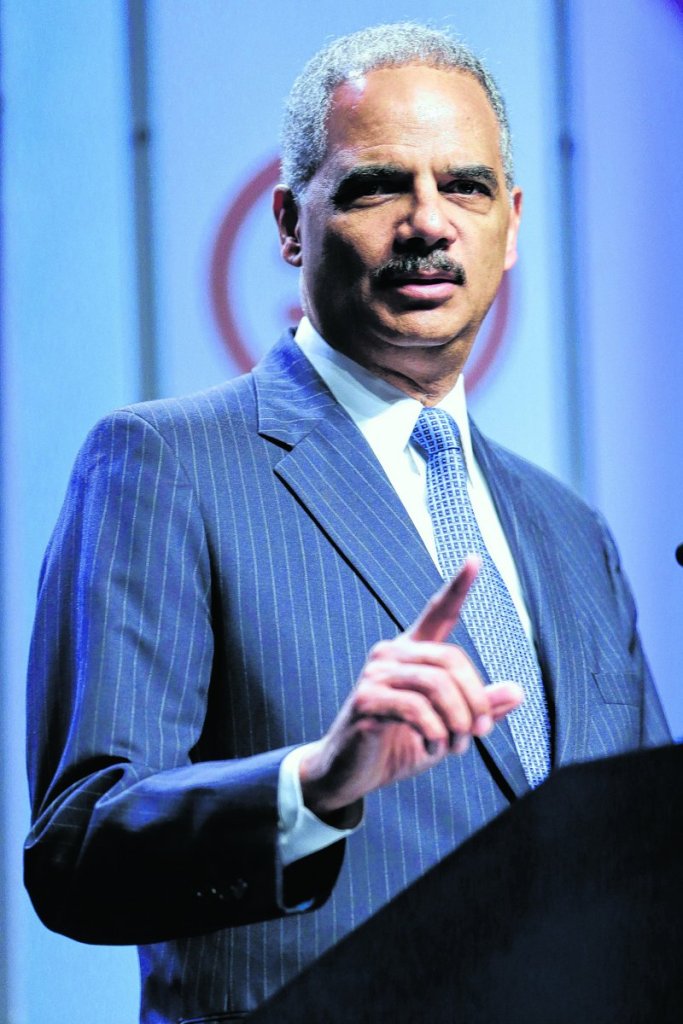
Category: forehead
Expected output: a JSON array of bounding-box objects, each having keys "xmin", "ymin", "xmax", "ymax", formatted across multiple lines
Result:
[{"xmin": 323, "ymin": 65, "xmax": 502, "ymax": 173}]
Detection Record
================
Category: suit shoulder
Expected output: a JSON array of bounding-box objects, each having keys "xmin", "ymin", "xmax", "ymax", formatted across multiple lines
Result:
[
  {"xmin": 124, "ymin": 372, "xmax": 257, "ymax": 435},
  {"xmin": 80, "ymin": 372, "xmax": 258, "ymax": 456}
]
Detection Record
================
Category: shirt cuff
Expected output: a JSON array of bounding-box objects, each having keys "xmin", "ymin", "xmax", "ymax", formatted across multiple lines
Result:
[{"xmin": 278, "ymin": 743, "xmax": 362, "ymax": 867}]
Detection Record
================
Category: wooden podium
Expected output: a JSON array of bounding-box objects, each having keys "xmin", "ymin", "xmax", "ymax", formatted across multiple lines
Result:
[{"xmin": 251, "ymin": 744, "xmax": 683, "ymax": 1023}]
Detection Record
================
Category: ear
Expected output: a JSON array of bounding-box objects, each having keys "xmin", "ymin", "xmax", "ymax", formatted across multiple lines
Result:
[
  {"xmin": 503, "ymin": 187, "xmax": 523, "ymax": 271},
  {"xmin": 273, "ymin": 185, "xmax": 302, "ymax": 267}
]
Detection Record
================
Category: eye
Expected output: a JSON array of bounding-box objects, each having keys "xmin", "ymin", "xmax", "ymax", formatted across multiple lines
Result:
[
  {"xmin": 357, "ymin": 179, "xmax": 392, "ymax": 198},
  {"xmin": 333, "ymin": 171, "xmax": 409, "ymax": 209},
  {"xmin": 444, "ymin": 178, "xmax": 492, "ymax": 198}
]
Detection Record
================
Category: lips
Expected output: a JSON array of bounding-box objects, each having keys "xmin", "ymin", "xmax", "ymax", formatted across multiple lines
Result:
[
  {"xmin": 371, "ymin": 256, "xmax": 467, "ymax": 306},
  {"xmin": 383, "ymin": 272, "xmax": 461, "ymax": 303},
  {"xmin": 386, "ymin": 270, "xmax": 461, "ymax": 286}
]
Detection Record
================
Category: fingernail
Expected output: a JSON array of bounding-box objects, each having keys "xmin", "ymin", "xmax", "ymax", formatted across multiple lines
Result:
[
  {"xmin": 474, "ymin": 714, "xmax": 493, "ymax": 736},
  {"xmin": 451, "ymin": 734, "xmax": 470, "ymax": 755},
  {"xmin": 425, "ymin": 739, "xmax": 439, "ymax": 756}
]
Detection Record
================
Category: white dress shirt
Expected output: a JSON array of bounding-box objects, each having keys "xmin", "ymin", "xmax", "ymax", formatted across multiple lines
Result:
[{"xmin": 278, "ymin": 318, "xmax": 534, "ymax": 867}]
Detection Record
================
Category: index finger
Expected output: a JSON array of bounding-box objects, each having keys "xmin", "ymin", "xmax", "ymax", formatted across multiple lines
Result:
[{"xmin": 406, "ymin": 555, "xmax": 481, "ymax": 644}]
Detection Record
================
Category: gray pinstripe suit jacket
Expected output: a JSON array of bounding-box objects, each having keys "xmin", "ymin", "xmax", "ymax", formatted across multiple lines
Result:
[{"xmin": 25, "ymin": 332, "xmax": 670, "ymax": 1023}]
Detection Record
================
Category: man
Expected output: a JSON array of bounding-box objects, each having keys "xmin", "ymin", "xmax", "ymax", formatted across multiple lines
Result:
[{"xmin": 25, "ymin": 22, "xmax": 670, "ymax": 1024}]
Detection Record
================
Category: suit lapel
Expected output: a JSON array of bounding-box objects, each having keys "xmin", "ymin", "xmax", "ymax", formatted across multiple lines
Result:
[
  {"xmin": 253, "ymin": 335, "xmax": 529, "ymax": 797},
  {"xmin": 254, "ymin": 333, "xmax": 447, "ymax": 635},
  {"xmin": 472, "ymin": 425, "xmax": 593, "ymax": 767}
]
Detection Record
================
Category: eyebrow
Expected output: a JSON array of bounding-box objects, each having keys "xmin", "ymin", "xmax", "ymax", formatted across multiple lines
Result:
[
  {"xmin": 332, "ymin": 164, "xmax": 409, "ymax": 204},
  {"xmin": 332, "ymin": 162, "xmax": 500, "ymax": 205},
  {"xmin": 444, "ymin": 164, "xmax": 500, "ymax": 192}
]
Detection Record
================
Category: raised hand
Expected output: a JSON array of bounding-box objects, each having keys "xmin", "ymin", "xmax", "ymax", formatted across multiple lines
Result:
[{"xmin": 299, "ymin": 556, "xmax": 524, "ymax": 820}]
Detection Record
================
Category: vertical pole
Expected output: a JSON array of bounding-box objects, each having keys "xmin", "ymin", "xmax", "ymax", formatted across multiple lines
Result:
[
  {"xmin": 0, "ymin": 1, "xmax": 12, "ymax": 1017},
  {"xmin": 126, "ymin": 0, "xmax": 159, "ymax": 401},
  {"xmin": 553, "ymin": 0, "xmax": 590, "ymax": 498}
]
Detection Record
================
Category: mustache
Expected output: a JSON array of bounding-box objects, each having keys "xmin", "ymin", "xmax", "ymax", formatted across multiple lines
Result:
[{"xmin": 371, "ymin": 252, "xmax": 467, "ymax": 287}]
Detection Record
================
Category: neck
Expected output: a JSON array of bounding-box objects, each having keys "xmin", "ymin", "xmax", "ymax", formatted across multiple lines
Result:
[
  {"xmin": 357, "ymin": 355, "xmax": 462, "ymax": 405},
  {"xmin": 302, "ymin": 309, "xmax": 475, "ymax": 405},
  {"xmin": 324, "ymin": 334, "xmax": 469, "ymax": 405}
]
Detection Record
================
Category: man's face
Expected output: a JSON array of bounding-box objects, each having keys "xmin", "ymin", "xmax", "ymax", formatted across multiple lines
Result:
[{"xmin": 275, "ymin": 64, "xmax": 522, "ymax": 375}]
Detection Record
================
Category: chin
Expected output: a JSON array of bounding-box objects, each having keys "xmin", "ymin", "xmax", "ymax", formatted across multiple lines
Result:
[
  {"xmin": 377, "ymin": 318, "xmax": 470, "ymax": 351},
  {"xmin": 372, "ymin": 305, "xmax": 472, "ymax": 346}
]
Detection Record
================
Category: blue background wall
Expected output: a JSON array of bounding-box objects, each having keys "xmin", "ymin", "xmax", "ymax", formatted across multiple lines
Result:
[{"xmin": 1, "ymin": 1, "xmax": 681, "ymax": 1020}]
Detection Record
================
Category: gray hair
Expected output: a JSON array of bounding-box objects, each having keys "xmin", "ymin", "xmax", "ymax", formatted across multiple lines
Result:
[{"xmin": 281, "ymin": 22, "xmax": 514, "ymax": 199}]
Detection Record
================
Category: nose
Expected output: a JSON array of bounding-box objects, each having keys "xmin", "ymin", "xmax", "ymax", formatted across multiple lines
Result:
[{"xmin": 395, "ymin": 186, "xmax": 457, "ymax": 250}]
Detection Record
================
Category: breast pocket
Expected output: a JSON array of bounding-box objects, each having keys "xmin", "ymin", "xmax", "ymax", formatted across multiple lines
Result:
[{"xmin": 588, "ymin": 670, "xmax": 642, "ymax": 755}]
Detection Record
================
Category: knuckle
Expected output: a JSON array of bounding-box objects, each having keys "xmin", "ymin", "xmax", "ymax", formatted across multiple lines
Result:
[
  {"xmin": 368, "ymin": 639, "xmax": 393, "ymax": 660},
  {"xmin": 446, "ymin": 645, "xmax": 469, "ymax": 671},
  {"xmin": 361, "ymin": 660, "xmax": 383, "ymax": 683},
  {"xmin": 423, "ymin": 666, "xmax": 448, "ymax": 695},
  {"xmin": 392, "ymin": 636, "xmax": 414, "ymax": 656},
  {"xmin": 451, "ymin": 709, "xmax": 474, "ymax": 734},
  {"xmin": 352, "ymin": 686, "xmax": 376, "ymax": 716}
]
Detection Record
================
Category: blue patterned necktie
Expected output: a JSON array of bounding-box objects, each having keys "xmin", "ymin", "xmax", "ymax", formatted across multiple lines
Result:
[{"xmin": 411, "ymin": 407, "xmax": 551, "ymax": 788}]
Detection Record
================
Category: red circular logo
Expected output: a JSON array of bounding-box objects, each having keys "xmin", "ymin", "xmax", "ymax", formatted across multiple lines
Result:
[{"xmin": 210, "ymin": 156, "xmax": 512, "ymax": 392}]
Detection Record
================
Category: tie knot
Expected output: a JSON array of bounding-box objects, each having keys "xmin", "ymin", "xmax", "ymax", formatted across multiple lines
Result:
[{"xmin": 411, "ymin": 407, "xmax": 462, "ymax": 457}]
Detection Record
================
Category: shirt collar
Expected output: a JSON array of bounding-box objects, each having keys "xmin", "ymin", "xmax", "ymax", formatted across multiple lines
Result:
[{"xmin": 294, "ymin": 317, "xmax": 477, "ymax": 478}]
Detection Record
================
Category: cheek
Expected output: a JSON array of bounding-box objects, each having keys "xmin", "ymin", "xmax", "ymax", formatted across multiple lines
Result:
[
  {"xmin": 469, "ymin": 225, "xmax": 510, "ymax": 278},
  {"xmin": 318, "ymin": 228, "xmax": 379, "ymax": 284}
]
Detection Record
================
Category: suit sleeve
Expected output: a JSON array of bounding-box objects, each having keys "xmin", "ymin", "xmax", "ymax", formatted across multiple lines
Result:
[
  {"xmin": 596, "ymin": 510, "xmax": 672, "ymax": 747},
  {"xmin": 24, "ymin": 410, "xmax": 343, "ymax": 945}
]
